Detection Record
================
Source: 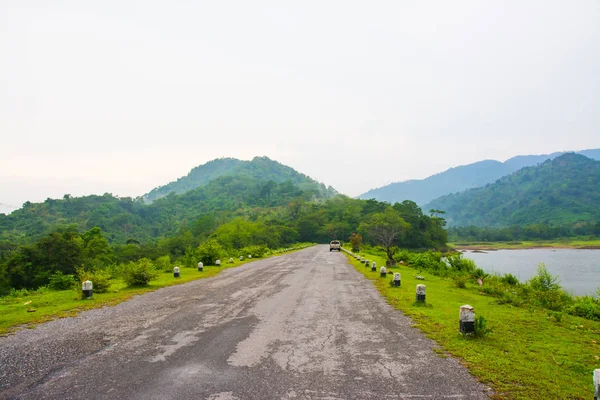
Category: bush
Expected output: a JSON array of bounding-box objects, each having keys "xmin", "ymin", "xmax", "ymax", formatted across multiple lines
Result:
[
  {"xmin": 446, "ymin": 253, "xmax": 477, "ymax": 274},
  {"xmin": 529, "ymin": 263, "xmax": 561, "ymax": 291},
  {"xmin": 452, "ymin": 275, "xmax": 469, "ymax": 289},
  {"xmin": 501, "ymin": 273, "xmax": 520, "ymax": 286},
  {"xmin": 122, "ymin": 258, "xmax": 157, "ymax": 287},
  {"xmin": 242, "ymin": 245, "xmax": 268, "ymax": 258},
  {"xmin": 48, "ymin": 272, "xmax": 76, "ymax": 290},
  {"xmin": 473, "ymin": 315, "xmax": 492, "ymax": 338},
  {"xmin": 566, "ymin": 297, "xmax": 600, "ymax": 321},
  {"xmin": 197, "ymin": 239, "xmax": 223, "ymax": 266},
  {"xmin": 77, "ymin": 269, "xmax": 112, "ymax": 293},
  {"xmin": 154, "ymin": 255, "xmax": 172, "ymax": 272}
]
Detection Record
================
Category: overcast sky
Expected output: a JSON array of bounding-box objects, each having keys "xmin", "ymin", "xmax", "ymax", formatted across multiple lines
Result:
[{"xmin": 1, "ymin": 0, "xmax": 599, "ymax": 210}]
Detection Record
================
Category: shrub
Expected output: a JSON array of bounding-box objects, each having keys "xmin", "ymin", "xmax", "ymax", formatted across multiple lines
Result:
[
  {"xmin": 197, "ymin": 239, "xmax": 223, "ymax": 266},
  {"xmin": 528, "ymin": 263, "xmax": 561, "ymax": 291},
  {"xmin": 473, "ymin": 315, "xmax": 492, "ymax": 338},
  {"xmin": 471, "ymin": 267, "xmax": 488, "ymax": 280},
  {"xmin": 501, "ymin": 273, "xmax": 520, "ymax": 286},
  {"xmin": 566, "ymin": 297, "xmax": 600, "ymax": 321},
  {"xmin": 77, "ymin": 269, "xmax": 112, "ymax": 293},
  {"xmin": 48, "ymin": 272, "xmax": 76, "ymax": 290},
  {"xmin": 446, "ymin": 253, "xmax": 477, "ymax": 274},
  {"xmin": 452, "ymin": 275, "xmax": 469, "ymax": 289},
  {"xmin": 155, "ymin": 255, "xmax": 172, "ymax": 272},
  {"xmin": 242, "ymin": 245, "xmax": 268, "ymax": 258},
  {"xmin": 122, "ymin": 258, "xmax": 157, "ymax": 287}
]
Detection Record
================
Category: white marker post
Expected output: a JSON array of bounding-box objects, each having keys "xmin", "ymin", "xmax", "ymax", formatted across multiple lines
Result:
[
  {"xmin": 460, "ymin": 305, "xmax": 475, "ymax": 334},
  {"xmin": 416, "ymin": 284, "xmax": 426, "ymax": 302},
  {"xmin": 380, "ymin": 266, "xmax": 387, "ymax": 278},
  {"xmin": 360, "ymin": 257, "xmax": 365, "ymax": 263},
  {"xmin": 594, "ymin": 369, "xmax": 600, "ymax": 400},
  {"xmin": 197, "ymin": 262, "xmax": 203, "ymax": 272},
  {"xmin": 82, "ymin": 280, "xmax": 93, "ymax": 299},
  {"xmin": 248, "ymin": 254, "xmax": 252, "ymax": 259},
  {"xmin": 216, "ymin": 259, "xmax": 221, "ymax": 266},
  {"xmin": 393, "ymin": 273, "xmax": 401, "ymax": 287},
  {"xmin": 173, "ymin": 266, "xmax": 180, "ymax": 278},
  {"xmin": 240, "ymin": 255, "xmax": 244, "ymax": 261},
  {"xmin": 229, "ymin": 258, "xmax": 234, "ymax": 263},
  {"xmin": 371, "ymin": 261, "xmax": 376, "ymax": 270}
]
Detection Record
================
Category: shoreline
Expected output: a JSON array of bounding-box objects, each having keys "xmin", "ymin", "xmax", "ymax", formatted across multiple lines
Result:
[{"xmin": 452, "ymin": 243, "xmax": 600, "ymax": 251}]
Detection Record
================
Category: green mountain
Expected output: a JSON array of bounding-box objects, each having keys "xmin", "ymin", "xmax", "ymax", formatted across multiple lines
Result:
[
  {"xmin": 425, "ymin": 153, "xmax": 600, "ymax": 227},
  {"xmin": 358, "ymin": 149, "xmax": 600, "ymax": 205},
  {"xmin": 0, "ymin": 158, "xmax": 338, "ymax": 244},
  {"xmin": 143, "ymin": 156, "xmax": 337, "ymax": 203}
]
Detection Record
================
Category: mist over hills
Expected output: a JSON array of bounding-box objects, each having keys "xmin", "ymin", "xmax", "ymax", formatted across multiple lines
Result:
[
  {"xmin": 143, "ymin": 156, "xmax": 337, "ymax": 203},
  {"xmin": 426, "ymin": 153, "xmax": 600, "ymax": 227},
  {"xmin": 358, "ymin": 149, "xmax": 600, "ymax": 206}
]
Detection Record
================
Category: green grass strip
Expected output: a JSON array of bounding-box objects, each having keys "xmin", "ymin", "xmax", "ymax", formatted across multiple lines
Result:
[
  {"xmin": 345, "ymin": 250, "xmax": 600, "ymax": 399},
  {"xmin": 0, "ymin": 245, "xmax": 313, "ymax": 336}
]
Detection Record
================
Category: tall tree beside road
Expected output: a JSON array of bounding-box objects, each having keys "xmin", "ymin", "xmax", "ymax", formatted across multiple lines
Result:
[{"xmin": 360, "ymin": 208, "xmax": 410, "ymax": 266}]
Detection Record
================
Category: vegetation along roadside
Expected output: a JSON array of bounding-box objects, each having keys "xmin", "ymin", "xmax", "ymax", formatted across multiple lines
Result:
[
  {"xmin": 344, "ymin": 246, "xmax": 600, "ymax": 399},
  {"xmin": 0, "ymin": 243, "xmax": 313, "ymax": 336}
]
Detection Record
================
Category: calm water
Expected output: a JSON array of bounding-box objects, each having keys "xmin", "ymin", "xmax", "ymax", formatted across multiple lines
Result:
[{"xmin": 463, "ymin": 249, "xmax": 600, "ymax": 296}]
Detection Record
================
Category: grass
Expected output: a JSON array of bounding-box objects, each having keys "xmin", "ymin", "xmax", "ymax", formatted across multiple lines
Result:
[
  {"xmin": 344, "ymin": 249, "xmax": 600, "ymax": 399},
  {"xmin": 451, "ymin": 239, "xmax": 600, "ymax": 250},
  {"xmin": 0, "ymin": 246, "xmax": 313, "ymax": 336}
]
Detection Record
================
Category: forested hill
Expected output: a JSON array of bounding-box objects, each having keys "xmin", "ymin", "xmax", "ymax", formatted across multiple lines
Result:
[
  {"xmin": 143, "ymin": 156, "xmax": 337, "ymax": 203},
  {"xmin": 0, "ymin": 172, "xmax": 336, "ymax": 244},
  {"xmin": 425, "ymin": 153, "xmax": 600, "ymax": 227},
  {"xmin": 358, "ymin": 148, "xmax": 600, "ymax": 205}
]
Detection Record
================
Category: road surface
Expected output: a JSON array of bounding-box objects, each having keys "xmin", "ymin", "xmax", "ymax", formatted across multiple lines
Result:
[{"xmin": 1, "ymin": 245, "xmax": 490, "ymax": 399}]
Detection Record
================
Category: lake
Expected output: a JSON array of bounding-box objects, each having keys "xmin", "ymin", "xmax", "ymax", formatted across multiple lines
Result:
[{"xmin": 462, "ymin": 249, "xmax": 600, "ymax": 296}]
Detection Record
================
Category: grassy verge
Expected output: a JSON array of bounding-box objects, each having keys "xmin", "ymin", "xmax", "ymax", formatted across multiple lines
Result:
[
  {"xmin": 451, "ymin": 239, "xmax": 600, "ymax": 250},
  {"xmin": 344, "ymin": 249, "xmax": 600, "ymax": 399},
  {"xmin": 0, "ymin": 245, "xmax": 313, "ymax": 336}
]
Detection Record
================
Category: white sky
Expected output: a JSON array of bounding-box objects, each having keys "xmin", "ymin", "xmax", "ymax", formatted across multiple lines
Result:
[{"xmin": 1, "ymin": 0, "xmax": 599, "ymax": 209}]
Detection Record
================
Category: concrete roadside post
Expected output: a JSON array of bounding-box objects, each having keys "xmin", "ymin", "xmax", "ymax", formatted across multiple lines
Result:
[
  {"xmin": 174, "ymin": 266, "xmax": 180, "ymax": 278},
  {"xmin": 371, "ymin": 262, "xmax": 376, "ymax": 272},
  {"xmin": 361, "ymin": 257, "xmax": 365, "ymax": 263},
  {"xmin": 393, "ymin": 272, "xmax": 401, "ymax": 287},
  {"xmin": 416, "ymin": 284, "xmax": 426, "ymax": 302},
  {"xmin": 371, "ymin": 261, "xmax": 376, "ymax": 271},
  {"xmin": 380, "ymin": 266, "xmax": 387, "ymax": 278},
  {"xmin": 82, "ymin": 280, "xmax": 93, "ymax": 299},
  {"xmin": 240, "ymin": 255, "xmax": 244, "ymax": 261},
  {"xmin": 216, "ymin": 259, "xmax": 221, "ymax": 266},
  {"xmin": 197, "ymin": 262, "xmax": 203, "ymax": 272},
  {"xmin": 594, "ymin": 369, "xmax": 600, "ymax": 400},
  {"xmin": 248, "ymin": 254, "xmax": 252, "ymax": 259},
  {"xmin": 460, "ymin": 305, "xmax": 475, "ymax": 334},
  {"xmin": 229, "ymin": 257, "xmax": 234, "ymax": 263}
]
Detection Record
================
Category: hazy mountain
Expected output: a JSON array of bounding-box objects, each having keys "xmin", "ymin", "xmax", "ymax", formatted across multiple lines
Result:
[
  {"xmin": 425, "ymin": 153, "xmax": 600, "ymax": 227},
  {"xmin": 359, "ymin": 149, "xmax": 600, "ymax": 205},
  {"xmin": 0, "ymin": 158, "xmax": 339, "ymax": 243},
  {"xmin": 143, "ymin": 156, "xmax": 337, "ymax": 203}
]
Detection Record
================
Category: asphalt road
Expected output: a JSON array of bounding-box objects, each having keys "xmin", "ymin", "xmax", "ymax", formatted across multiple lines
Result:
[{"xmin": 1, "ymin": 245, "xmax": 491, "ymax": 399}]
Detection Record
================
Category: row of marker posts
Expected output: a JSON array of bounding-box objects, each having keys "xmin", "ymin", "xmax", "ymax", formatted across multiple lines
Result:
[
  {"xmin": 341, "ymin": 248, "xmax": 600, "ymax": 395},
  {"xmin": 343, "ymin": 248, "xmax": 475, "ymax": 331}
]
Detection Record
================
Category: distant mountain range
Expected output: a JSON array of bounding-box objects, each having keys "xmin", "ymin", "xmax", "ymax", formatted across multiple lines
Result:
[
  {"xmin": 358, "ymin": 149, "xmax": 600, "ymax": 206},
  {"xmin": 143, "ymin": 156, "xmax": 337, "ymax": 203},
  {"xmin": 425, "ymin": 153, "xmax": 600, "ymax": 227}
]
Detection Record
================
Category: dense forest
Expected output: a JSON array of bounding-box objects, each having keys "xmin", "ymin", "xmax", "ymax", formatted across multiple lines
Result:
[
  {"xmin": 425, "ymin": 153, "xmax": 600, "ymax": 227},
  {"xmin": 0, "ymin": 161, "xmax": 447, "ymax": 294}
]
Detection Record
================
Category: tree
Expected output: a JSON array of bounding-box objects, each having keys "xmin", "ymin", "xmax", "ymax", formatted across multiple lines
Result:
[{"xmin": 360, "ymin": 208, "xmax": 410, "ymax": 265}]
